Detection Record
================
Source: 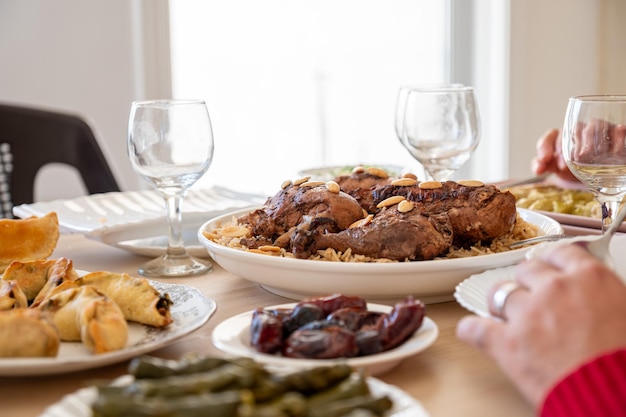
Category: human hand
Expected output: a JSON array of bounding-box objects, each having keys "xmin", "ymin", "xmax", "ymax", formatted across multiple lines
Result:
[
  {"xmin": 531, "ymin": 128, "xmax": 580, "ymax": 183},
  {"xmin": 456, "ymin": 243, "xmax": 626, "ymax": 408}
]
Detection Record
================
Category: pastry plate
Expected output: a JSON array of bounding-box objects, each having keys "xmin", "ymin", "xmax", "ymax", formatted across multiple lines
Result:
[
  {"xmin": 41, "ymin": 374, "xmax": 429, "ymax": 417},
  {"xmin": 12, "ymin": 186, "xmax": 266, "ymax": 257},
  {"xmin": 198, "ymin": 208, "xmax": 563, "ymax": 303},
  {"xmin": 454, "ymin": 234, "xmax": 626, "ymax": 317},
  {"xmin": 0, "ymin": 281, "xmax": 216, "ymax": 376},
  {"xmin": 212, "ymin": 302, "xmax": 438, "ymax": 376}
]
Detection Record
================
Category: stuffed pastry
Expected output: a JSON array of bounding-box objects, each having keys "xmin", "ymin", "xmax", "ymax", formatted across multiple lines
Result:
[
  {"xmin": 0, "ymin": 212, "xmax": 60, "ymax": 272},
  {"xmin": 1, "ymin": 259, "xmax": 57, "ymax": 302},
  {"xmin": 39, "ymin": 286, "xmax": 128, "ymax": 354},
  {"xmin": 2, "ymin": 257, "xmax": 77, "ymax": 304},
  {"xmin": 0, "ymin": 308, "xmax": 60, "ymax": 357},
  {"xmin": 30, "ymin": 257, "xmax": 79, "ymax": 307},
  {"xmin": 0, "ymin": 280, "xmax": 28, "ymax": 310},
  {"xmin": 72, "ymin": 271, "xmax": 173, "ymax": 328}
]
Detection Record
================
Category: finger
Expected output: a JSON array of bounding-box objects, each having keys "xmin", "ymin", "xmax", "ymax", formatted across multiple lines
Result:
[
  {"xmin": 456, "ymin": 315, "xmax": 505, "ymax": 352},
  {"xmin": 536, "ymin": 128, "xmax": 559, "ymax": 154},
  {"xmin": 610, "ymin": 124, "xmax": 626, "ymax": 156},
  {"xmin": 514, "ymin": 243, "xmax": 593, "ymax": 289},
  {"xmin": 514, "ymin": 257, "xmax": 553, "ymax": 289},
  {"xmin": 486, "ymin": 279, "xmax": 530, "ymax": 321}
]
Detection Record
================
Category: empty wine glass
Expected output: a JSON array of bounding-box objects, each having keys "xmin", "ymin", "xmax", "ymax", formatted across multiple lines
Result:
[
  {"xmin": 128, "ymin": 99, "xmax": 214, "ymax": 277},
  {"xmin": 562, "ymin": 95, "xmax": 626, "ymax": 232},
  {"xmin": 400, "ymin": 85, "xmax": 480, "ymax": 181}
]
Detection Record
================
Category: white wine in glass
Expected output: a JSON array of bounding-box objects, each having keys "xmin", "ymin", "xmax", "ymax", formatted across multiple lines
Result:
[
  {"xmin": 562, "ymin": 95, "xmax": 626, "ymax": 231},
  {"xmin": 401, "ymin": 85, "xmax": 480, "ymax": 181},
  {"xmin": 128, "ymin": 99, "xmax": 214, "ymax": 277}
]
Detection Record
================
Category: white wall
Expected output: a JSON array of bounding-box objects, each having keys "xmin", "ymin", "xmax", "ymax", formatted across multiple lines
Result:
[
  {"xmin": 507, "ymin": 0, "xmax": 626, "ymax": 179},
  {"xmin": 0, "ymin": 0, "xmax": 169, "ymax": 201},
  {"xmin": 1, "ymin": 0, "xmax": 624, "ymax": 202}
]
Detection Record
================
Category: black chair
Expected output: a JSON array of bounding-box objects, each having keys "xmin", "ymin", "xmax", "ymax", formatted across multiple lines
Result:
[{"xmin": 0, "ymin": 104, "xmax": 121, "ymax": 218}]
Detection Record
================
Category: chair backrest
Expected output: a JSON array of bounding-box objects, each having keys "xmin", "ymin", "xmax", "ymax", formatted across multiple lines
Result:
[{"xmin": 0, "ymin": 104, "xmax": 121, "ymax": 218}]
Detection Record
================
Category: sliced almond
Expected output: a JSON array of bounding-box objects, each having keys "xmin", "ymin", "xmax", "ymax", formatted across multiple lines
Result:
[
  {"xmin": 352, "ymin": 166, "xmax": 366, "ymax": 174},
  {"xmin": 418, "ymin": 181, "xmax": 443, "ymax": 190},
  {"xmin": 281, "ymin": 180, "xmax": 292, "ymax": 189},
  {"xmin": 293, "ymin": 176, "xmax": 311, "ymax": 186},
  {"xmin": 300, "ymin": 180, "xmax": 325, "ymax": 188},
  {"xmin": 391, "ymin": 178, "xmax": 418, "ymax": 187},
  {"xmin": 249, "ymin": 248, "xmax": 274, "ymax": 256},
  {"xmin": 398, "ymin": 200, "xmax": 414, "ymax": 213},
  {"xmin": 202, "ymin": 231, "xmax": 220, "ymax": 241},
  {"xmin": 376, "ymin": 195, "xmax": 405, "ymax": 208},
  {"xmin": 258, "ymin": 245, "xmax": 281, "ymax": 253},
  {"xmin": 325, "ymin": 180, "xmax": 340, "ymax": 193},
  {"xmin": 349, "ymin": 214, "xmax": 373, "ymax": 229},
  {"xmin": 403, "ymin": 172, "xmax": 418, "ymax": 180},
  {"xmin": 366, "ymin": 167, "xmax": 389, "ymax": 178},
  {"xmin": 219, "ymin": 225, "xmax": 250, "ymax": 238},
  {"xmin": 457, "ymin": 179, "xmax": 484, "ymax": 187}
]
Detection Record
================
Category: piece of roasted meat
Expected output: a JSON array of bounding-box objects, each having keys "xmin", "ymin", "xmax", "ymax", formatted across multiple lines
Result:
[
  {"xmin": 333, "ymin": 167, "xmax": 393, "ymax": 212},
  {"xmin": 238, "ymin": 180, "xmax": 365, "ymax": 249},
  {"xmin": 371, "ymin": 181, "xmax": 517, "ymax": 247},
  {"xmin": 291, "ymin": 204, "xmax": 453, "ymax": 261}
]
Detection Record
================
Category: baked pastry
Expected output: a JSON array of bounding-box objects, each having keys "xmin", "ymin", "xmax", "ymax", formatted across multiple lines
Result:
[
  {"xmin": 0, "ymin": 212, "xmax": 60, "ymax": 272},
  {"xmin": 38, "ymin": 286, "xmax": 128, "ymax": 354},
  {"xmin": 0, "ymin": 280, "xmax": 28, "ymax": 310},
  {"xmin": 30, "ymin": 258, "xmax": 78, "ymax": 307},
  {"xmin": 1, "ymin": 259, "xmax": 56, "ymax": 301},
  {"xmin": 2, "ymin": 258, "xmax": 77, "ymax": 304},
  {"xmin": 70, "ymin": 271, "xmax": 173, "ymax": 328},
  {"xmin": 0, "ymin": 309, "xmax": 60, "ymax": 357}
]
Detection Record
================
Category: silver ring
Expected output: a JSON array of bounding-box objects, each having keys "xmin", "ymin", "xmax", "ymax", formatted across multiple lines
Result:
[{"xmin": 491, "ymin": 280, "xmax": 522, "ymax": 319}]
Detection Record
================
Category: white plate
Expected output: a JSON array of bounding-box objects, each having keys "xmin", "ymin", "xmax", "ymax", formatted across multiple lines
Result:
[
  {"xmin": 454, "ymin": 234, "xmax": 626, "ymax": 317},
  {"xmin": 212, "ymin": 302, "xmax": 438, "ymax": 376},
  {"xmin": 41, "ymin": 374, "xmax": 430, "ymax": 417},
  {"xmin": 197, "ymin": 208, "xmax": 563, "ymax": 303},
  {"xmin": 12, "ymin": 186, "xmax": 266, "ymax": 257},
  {"xmin": 298, "ymin": 164, "xmax": 405, "ymax": 180},
  {"xmin": 0, "ymin": 281, "xmax": 216, "ymax": 376}
]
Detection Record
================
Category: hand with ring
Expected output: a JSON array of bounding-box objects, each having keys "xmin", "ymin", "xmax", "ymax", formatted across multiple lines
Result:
[{"xmin": 456, "ymin": 243, "xmax": 626, "ymax": 410}]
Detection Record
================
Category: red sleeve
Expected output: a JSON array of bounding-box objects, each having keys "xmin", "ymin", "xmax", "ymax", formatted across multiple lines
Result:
[{"xmin": 540, "ymin": 348, "xmax": 626, "ymax": 417}]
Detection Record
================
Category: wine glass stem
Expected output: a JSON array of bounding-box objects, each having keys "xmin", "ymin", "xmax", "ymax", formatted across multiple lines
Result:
[
  {"xmin": 163, "ymin": 191, "xmax": 187, "ymax": 255},
  {"xmin": 599, "ymin": 198, "xmax": 623, "ymax": 233}
]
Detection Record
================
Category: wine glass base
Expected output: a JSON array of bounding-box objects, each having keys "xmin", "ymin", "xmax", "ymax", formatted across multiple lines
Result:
[{"xmin": 138, "ymin": 253, "xmax": 212, "ymax": 278}]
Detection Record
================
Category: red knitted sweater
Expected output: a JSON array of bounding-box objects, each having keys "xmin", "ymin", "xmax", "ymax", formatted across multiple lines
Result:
[{"xmin": 541, "ymin": 348, "xmax": 626, "ymax": 417}]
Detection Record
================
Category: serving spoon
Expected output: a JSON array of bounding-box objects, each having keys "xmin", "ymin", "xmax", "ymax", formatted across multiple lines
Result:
[
  {"xmin": 580, "ymin": 206, "xmax": 626, "ymax": 266},
  {"xmin": 509, "ymin": 233, "xmax": 571, "ymax": 249},
  {"xmin": 511, "ymin": 206, "xmax": 626, "ymax": 267}
]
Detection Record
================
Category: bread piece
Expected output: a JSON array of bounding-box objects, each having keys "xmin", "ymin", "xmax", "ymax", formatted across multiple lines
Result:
[
  {"xmin": 0, "ymin": 309, "xmax": 60, "ymax": 357},
  {"xmin": 0, "ymin": 212, "xmax": 60, "ymax": 272}
]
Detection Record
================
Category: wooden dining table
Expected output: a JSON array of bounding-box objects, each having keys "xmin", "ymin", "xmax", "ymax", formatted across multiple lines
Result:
[{"xmin": 2, "ymin": 233, "xmax": 535, "ymax": 417}]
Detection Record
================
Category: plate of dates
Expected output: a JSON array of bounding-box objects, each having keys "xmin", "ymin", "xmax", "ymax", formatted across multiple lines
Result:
[{"xmin": 212, "ymin": 294, "xmax": 439, "ymax": 376}]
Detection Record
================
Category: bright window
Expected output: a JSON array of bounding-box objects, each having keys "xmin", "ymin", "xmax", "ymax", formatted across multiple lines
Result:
[{"xmin": 169, "ymin": 1, "xmax": 449, "ymax": 194}]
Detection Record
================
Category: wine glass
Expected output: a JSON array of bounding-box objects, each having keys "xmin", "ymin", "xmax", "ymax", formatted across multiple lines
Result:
[
  {"xmin": 399, "ymin": 85, "xmax": 480, "ymax": 181},
  {"xmin": 561, "ymin": 95, "xmax": 626, "ymax": 232},
  {"xmin": 128, "ymin": 99, "xmax": 214, "ymax": 277}
]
